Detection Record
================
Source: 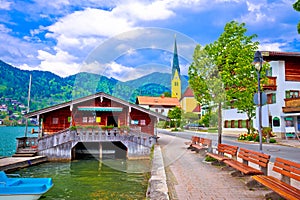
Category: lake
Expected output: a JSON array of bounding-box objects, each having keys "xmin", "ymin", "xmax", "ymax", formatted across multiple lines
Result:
[{"xmin": 0, "ymin": 126, "xmax": 150, "ymax": 199}]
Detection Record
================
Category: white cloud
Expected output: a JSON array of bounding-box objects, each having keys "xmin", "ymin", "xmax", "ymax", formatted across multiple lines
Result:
[
  {"xmin": 0, "ymin": 24, "xmax": 11, "ymax": 33},
  {"xmin": 36, "ymin": 48, "xmax": 80, "ymax": 77},
  {"xmin": 258, "ymin": 42, "xmax": 284, "ymax": 52},
  {"xmin": 0, "ymin": 0, "xmax": 12, "ymax": 10},
  {"xmin": 114, "ymin": 1, "xmax": 175, "ymax": 21}
]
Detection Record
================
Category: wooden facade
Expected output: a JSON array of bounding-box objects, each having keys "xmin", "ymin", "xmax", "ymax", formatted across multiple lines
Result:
[
  {"xmin": 26, "ymin": 92, "xmax": 168, "ymax": 136},
  {"xmin": 263, "ymin": 51, "xmax": 300, "ymax": 82},
  {"xmin": 283, "ymin": 97, "xmax": 300, "ymax": 113}
]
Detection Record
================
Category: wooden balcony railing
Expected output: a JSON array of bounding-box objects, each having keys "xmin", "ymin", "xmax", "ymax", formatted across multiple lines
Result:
[
  {"xmin": 282, "ymin": 97, "xmax": 300, "ymax": 113},
  {"xmin": 263, "ymin": 76, "xmax": 277, "ymax": 91}
]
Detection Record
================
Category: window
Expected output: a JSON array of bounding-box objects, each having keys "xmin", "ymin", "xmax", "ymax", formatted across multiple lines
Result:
[
  {"xmin": 52, "ymin": 117, "xmax": 59, "ymax": 124},
  {"xmin": 267, "ymin": 93, "xmax": 276, "ymax": 104},
  {"xmin": 273, "ymin": 117, "xmax": 280, "ymax": 127},
  {"xmin": 88, "ymin": 117, "xmax": 95, "ymax": 123},
  {"xmin": 266, "ymin": 67, "xmax": 272, "ymax": 76},
  {"xmin": 286, "ymin": 90, "xmax": 299, "ymax": 98},
  {"xmin": 82, "ymin": 117, "xmax": 88, "ymax": 123},
  {"xmin": 140, "ymin": 120, "xmax": 146, "ymax": 126}
]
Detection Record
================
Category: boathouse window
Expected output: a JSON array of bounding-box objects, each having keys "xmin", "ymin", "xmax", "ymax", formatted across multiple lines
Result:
[
  {"xmin": 140, "ymin": 120, "xmax": 146, "ymax": 126},
  {"xmin": 88, "ymin": 117, "xmax": 95, "ymax": 123},
  {"xmin": 96, "ymin": 117, "xmax": 101, "ymax": 123},
  {"xmin": 83, "ymin": 117, "xmax": 88, "ymax": 123},
  {"xmin": 52, "ymin": 117, "xmax": 59, "ymax": 124}
]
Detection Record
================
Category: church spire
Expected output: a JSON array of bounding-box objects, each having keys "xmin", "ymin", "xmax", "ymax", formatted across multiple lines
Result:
[
  {"xmin": 171, "ymin": 35, "xmax": 181, "ymax": 100},
  {"xmin": 172, "ymin": 35, "xmax": 180, "ymax": 79}
]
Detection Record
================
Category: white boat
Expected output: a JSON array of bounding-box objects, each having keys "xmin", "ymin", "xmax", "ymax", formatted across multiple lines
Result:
[{"xmin": 0, "ymin": 171, "xmax": 53, "ymax": 200}]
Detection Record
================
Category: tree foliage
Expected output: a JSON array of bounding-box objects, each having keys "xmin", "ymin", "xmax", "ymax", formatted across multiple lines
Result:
[
  {"xmin": 205, "ymin": 21, "xmax": 269, "ymax": 134},
  {"xmin": 189, "ymin": 21, "xmax": 269, "ymax": 138},
  {"xmin": 189, "ymin": 45, "xmax": 226, "ymax": 143},
  {"xmin": 293, "ymin": 0, "xmax": 300, "ymax": 34},
  {"xmin": 167, "ymin": 107, "xmax": 182, "ymax": 127}
]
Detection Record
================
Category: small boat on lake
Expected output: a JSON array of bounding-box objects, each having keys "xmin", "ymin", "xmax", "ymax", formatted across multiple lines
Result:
[{"xmin": 0, "ymin": 171, "xmax": 53, "ymax": 200}]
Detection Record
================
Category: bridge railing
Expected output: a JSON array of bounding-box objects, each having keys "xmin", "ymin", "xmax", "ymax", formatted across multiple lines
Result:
[{"xmin": 37, "ymin": 127, "xmax": 156, "ymax": 151}]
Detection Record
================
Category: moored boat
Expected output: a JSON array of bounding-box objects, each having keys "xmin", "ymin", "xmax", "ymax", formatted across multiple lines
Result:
[{"xmin": 0, "ymin": 171, "xmax": 53, "ymax": 200}]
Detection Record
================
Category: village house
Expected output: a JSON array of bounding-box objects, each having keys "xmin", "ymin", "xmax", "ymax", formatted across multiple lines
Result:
[
  {"xmin": 136, "ymin": 95, "xmax": 180, "ymax": 116},
  {"xmin": 223, "ymin": 51, "xmax": 300, "ymax": 139}
]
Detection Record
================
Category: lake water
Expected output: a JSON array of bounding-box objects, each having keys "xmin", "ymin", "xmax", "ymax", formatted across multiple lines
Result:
[
  {"xmin": 0, "ymin": 127, "xmax": 150, "ymax": 199},
  {"xmin": 0, "ymin": 126, "xmax": 37, "ymax": 157}
]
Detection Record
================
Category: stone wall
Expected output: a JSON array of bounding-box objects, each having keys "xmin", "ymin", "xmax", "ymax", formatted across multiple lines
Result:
[{"xmin": 146, "ymin": 145, "xmax": 169, "ymax": 200}]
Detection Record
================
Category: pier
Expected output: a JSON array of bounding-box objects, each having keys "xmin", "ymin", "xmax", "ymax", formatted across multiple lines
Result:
[{"xmin": 0, "ymin": 156, "xmax": 47, "ymax": 172}]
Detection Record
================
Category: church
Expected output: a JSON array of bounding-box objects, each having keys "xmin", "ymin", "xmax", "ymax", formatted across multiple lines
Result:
[{"xmin": 136, "ymin": 37, "xmax": 202, "ymax": 117}]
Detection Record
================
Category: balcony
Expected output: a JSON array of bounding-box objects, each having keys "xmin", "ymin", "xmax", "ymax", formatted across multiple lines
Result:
[
  {"xmin": 282, "ymin": 97, "xmax": 300, "ymax": 113},
  {"xmin": 263, "ymin": 76, "xmax": 277, "ymax": 91}
]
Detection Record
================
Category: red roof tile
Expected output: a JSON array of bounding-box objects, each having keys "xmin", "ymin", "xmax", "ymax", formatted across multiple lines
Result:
[
  {"xmin": 136, "ymin": 96, "xmax": 180, "ymax": 107},
  {"xmin": 181, "ymin": 87, "xmax": 194, "ymax": 98}
]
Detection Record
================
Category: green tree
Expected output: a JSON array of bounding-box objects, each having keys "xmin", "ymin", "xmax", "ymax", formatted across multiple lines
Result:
[
  {"xmin": 206, "ymin": 21, "xmax": 268, "ymax": 134},
  {"xmin": 189, "ymin": 45, "xmax": 226, "ymax": 144},
  {"xmin": 293, "ymin": 0, "xmax": 300, "ymax": 34},
  {"xmin": 168, "ymin": 107, "xmax": 182, "ymax": 128}
]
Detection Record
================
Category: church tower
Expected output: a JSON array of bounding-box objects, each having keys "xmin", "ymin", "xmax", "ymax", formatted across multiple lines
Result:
[{"xmin": 171, "ymin": 36, "xmax": 181, "ymax": 100}]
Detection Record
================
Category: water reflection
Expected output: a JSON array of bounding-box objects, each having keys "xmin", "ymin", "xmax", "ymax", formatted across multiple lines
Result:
[{"xmin": 14, "ymin": 159, "xmax": 150, "ymax": 199}]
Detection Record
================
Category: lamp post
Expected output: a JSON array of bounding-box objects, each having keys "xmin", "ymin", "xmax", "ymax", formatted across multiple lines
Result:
[{"xmin": 252, "ymin": 51, "xmax": 263, "ymax": 152}]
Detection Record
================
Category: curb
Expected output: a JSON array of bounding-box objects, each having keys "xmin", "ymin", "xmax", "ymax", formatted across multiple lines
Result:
[{"xmin": 146, "ymin": 145, "xmax": 169, "ymax": 200}]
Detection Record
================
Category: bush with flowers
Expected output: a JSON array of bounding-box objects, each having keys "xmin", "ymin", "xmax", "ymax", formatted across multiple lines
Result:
[{"xmin": 238, "ymin": 127, "xmax": 275, "ymax": 143}]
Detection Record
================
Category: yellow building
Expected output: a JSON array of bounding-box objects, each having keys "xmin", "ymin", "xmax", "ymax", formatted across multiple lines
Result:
[{"xmin": 180, "ymin": 87, "xmax": 201, "ymax": 115}]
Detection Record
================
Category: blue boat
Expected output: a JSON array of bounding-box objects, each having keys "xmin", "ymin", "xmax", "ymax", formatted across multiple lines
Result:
[{"xmin": 0, "ymin": 171, "xmax": 53, "ymax": 200}]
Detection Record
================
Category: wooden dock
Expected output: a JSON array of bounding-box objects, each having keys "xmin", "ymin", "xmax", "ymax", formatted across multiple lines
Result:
[{"xmin": 0, "ymin": 156, "xmax": 48, "ymax": 172}]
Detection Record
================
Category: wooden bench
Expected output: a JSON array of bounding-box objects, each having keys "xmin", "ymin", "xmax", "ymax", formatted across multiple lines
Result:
[
  {"xmin": 206, "ymin": 143, "xmax": 239, "ymax": 162},
  {"xmin": 223, "ymin": 148, "xmax": 270, "ymax": 176},
  {"xmin": 185, "ymin": 136, "xmax": 199, "ymax": 148},
  {"xmin": 190, "ymin": 137, "xmax": 212, "ymax": 153},
  {"xmin": 252, "ymin": 157, "xmax": 300, "ymax": 200}
]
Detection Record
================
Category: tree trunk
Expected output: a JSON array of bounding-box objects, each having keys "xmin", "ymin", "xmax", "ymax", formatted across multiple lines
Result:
[{"xmin": 218, "ymin": 102, "xmax": 222, "ymax": 144}]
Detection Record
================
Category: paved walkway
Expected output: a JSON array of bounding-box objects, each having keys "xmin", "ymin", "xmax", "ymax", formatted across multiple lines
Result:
[{"xmin": 158, "ymin": 134, "xmax": 270, "ymax": 200}]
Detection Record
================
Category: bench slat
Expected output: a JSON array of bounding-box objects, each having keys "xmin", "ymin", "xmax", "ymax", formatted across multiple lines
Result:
[
  {"xmin": 206, "ymin": 144, "xmax": 238, "ymax": 162},
  {"xmin": 238, "ymin": 148, "xmax": 270, "ymax": 168},
  {"xmin": 273, "ymin": 157, "xmax": 300, "ymax": 182},
  {"xmin": 224, "ymin": 159, "xmax": 263, "ymax": 175},
  {"xmin": 252, "ymin": 175, "xmax": 300, "ymax": 200}
]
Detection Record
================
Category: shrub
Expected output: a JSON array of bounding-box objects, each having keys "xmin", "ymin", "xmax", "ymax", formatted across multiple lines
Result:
[
  {"xmin": 205, "ymin": 156, "xmax": 217, "ymax": 162},
  {"xmin": 269, "ymin": 138, "xmax": 276, "ymax": 143}
]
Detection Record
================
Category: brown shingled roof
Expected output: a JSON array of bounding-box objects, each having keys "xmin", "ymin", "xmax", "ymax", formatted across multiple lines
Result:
[{"xmin": 136, "ymin": 96, "xmax": 180, "ymax": 107}]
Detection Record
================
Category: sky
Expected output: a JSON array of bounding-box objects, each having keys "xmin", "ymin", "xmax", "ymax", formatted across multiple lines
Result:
[{"xmin": 0, "ymin": 0, "xmax": 299, "ymax": 81}]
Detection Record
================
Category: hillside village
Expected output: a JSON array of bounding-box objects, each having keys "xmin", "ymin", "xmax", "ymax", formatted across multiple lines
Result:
[{"xmin": 0, "ymin": 97, "xmax": 37, "ymax": 126}]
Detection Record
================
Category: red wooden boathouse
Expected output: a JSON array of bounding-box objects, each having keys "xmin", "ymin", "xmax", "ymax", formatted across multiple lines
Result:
[{"xmin": 18, "ymin": 92, "xmax": 168, "ymax": 160}]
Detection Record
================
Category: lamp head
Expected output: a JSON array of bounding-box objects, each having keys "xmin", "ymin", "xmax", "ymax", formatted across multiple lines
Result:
[{"xmin": 252, "ymin": 51, "xmax": 263, "ymax": 72}]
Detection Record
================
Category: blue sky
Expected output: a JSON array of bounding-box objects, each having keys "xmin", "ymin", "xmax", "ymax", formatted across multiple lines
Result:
[{"xmin": 0, "ymin": 0, "xmax": 299, "ymax": 81}]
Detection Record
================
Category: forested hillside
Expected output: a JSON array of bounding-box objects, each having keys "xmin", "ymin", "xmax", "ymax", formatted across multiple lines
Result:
[{"xmin": 0, "ymin": 60, "xmax": 188, "ymax": 111}]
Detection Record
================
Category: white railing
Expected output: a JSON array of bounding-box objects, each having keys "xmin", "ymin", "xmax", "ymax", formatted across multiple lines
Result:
[{"xmin": 37, "ymin": 128, "xmax": 156, "ymax": 151}]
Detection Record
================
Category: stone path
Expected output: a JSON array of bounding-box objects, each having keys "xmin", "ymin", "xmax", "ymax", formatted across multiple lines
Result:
[{"xmin": 158, "ymin": 134, "xmax": 270, "ymax": 200}]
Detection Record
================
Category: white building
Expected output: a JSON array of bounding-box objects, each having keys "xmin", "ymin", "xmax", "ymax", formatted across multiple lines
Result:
[{"xmin": 223, "ymin": 51, "xmax": 300, "ymax": 138}]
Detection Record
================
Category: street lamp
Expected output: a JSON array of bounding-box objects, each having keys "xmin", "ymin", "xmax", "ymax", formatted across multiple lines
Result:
[{"xmin": 252, "ymin": 51, "xmax": 263, "ymax": 152}]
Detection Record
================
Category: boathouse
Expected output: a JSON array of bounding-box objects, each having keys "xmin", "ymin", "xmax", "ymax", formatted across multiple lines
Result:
[{"xmin": 20, "ymin": 92, "xmax": 168, "ymax": 160}]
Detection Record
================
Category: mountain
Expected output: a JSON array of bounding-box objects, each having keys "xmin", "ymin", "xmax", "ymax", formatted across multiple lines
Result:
[{"xmin": 0, "ymin": 60, "xmax": 189, "ymax": 111}]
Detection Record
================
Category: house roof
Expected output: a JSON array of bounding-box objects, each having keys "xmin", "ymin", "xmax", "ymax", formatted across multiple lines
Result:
[
  {"xmin": 25, "ymin": 92, "xmax": 168, "ymax": 121},
  {"xmin": 136, "ymin": 96, "xmax": 180, "ymax": 107},
  {"xmin": 181, "ymin": 87, "xmax": 195, "ymax": 98},
  {"xmin": 192, "ymin": 104, "xmax": 201, "ymax": 112},
  {"xmin": 262, "ymin": 51, "xmax": 300, "ymax": 57}
]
